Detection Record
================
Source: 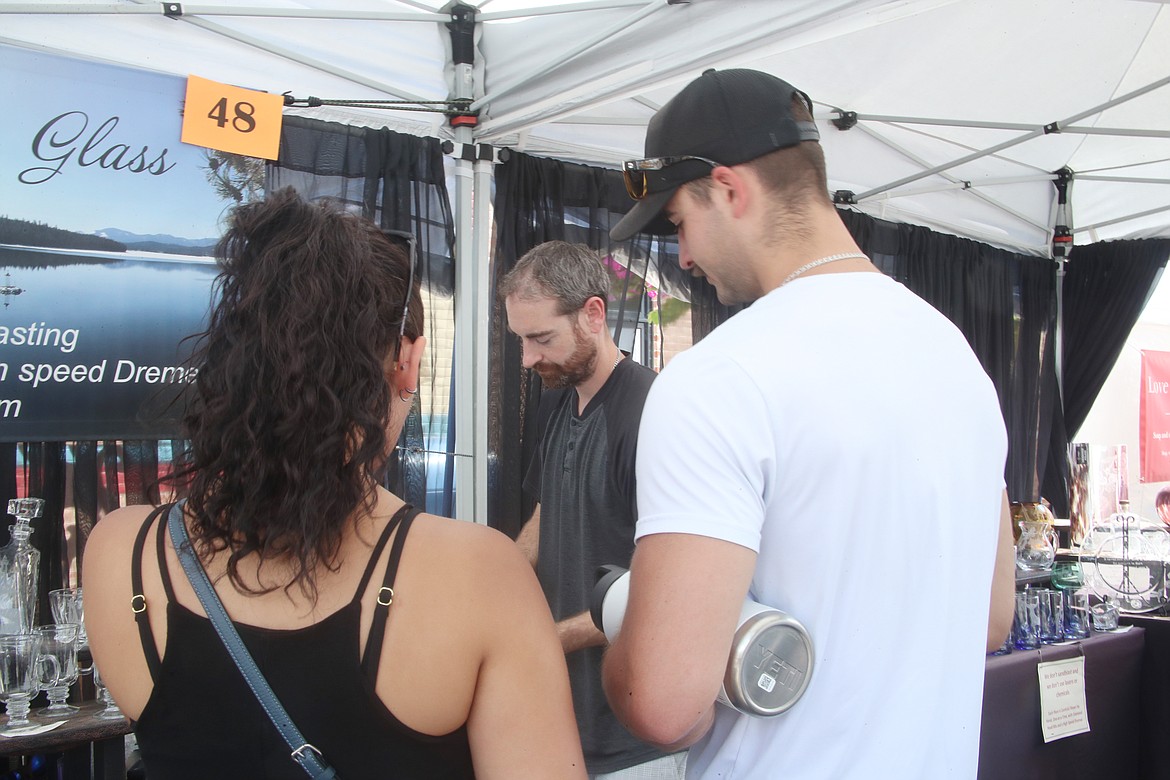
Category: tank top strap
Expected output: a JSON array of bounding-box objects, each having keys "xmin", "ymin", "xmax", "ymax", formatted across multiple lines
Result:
[
  {"xmin": 360, "ymin": 504, "xmax": 422, "ymax": 679},
  {"xmin": 130, "ymin": 503, "xmax": 172, "ymax": 683},
  {"xmin": 154, "ymin": 504, "xmax": 180, "ymax": 604},
  {"xmin": 351, "ymin": 503, "xmax": 410, "ymax": 604}
]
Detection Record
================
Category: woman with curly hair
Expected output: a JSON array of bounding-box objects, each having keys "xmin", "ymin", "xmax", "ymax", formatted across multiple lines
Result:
[{"xmin": 84, "ymin": 188, "xmax": 586, "ymax": 779}]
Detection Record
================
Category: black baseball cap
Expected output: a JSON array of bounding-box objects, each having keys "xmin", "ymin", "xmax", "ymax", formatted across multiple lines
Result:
[{"xmin": 610, "ymin": 69, "xmax": 819, "ymax": 242}]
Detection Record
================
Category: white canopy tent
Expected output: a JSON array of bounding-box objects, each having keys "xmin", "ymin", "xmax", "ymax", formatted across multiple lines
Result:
[{"xmin": 3, "ymin": 0, "xmax": 1169, "ymax": 522}]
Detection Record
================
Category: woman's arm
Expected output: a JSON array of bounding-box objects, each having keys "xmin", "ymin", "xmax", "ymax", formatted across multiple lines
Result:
[
  {"xmin": 82, "ymin": 504, "xmax": 160, "ymax": 720},
  {"xmin": 462, "ymin": 526, "xmax": 586, "ymax": 779}
]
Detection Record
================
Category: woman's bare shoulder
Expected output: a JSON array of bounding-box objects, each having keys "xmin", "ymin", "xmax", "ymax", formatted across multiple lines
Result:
[
  {"xmin": 410, "ymin": 515, "xmax": 527, "ymax": 568},
  {"xmin": 88, "ymin": 504, "xmax": 158, "ymax": 542},
  {"xmin": 85, "ymin": 504, "xmax": 163, "ymax": 569},
  {"xmin": 406, "ymin": 515, "xmax": 546, "ymax": 611}
]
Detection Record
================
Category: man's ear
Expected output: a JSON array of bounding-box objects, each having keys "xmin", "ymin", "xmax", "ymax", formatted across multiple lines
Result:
[
  {"xmin": 582, "ymin": 295, "xmax": 609, "ymax": 333},
  {"xmin": 712, "ymin": 165, "xmax": 751, "ymax": 219}
]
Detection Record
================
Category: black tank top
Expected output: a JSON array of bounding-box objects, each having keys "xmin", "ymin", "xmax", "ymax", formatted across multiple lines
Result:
[{"xmin": 129, "ymin": 503, "xmax": 475, "ymax": 779}]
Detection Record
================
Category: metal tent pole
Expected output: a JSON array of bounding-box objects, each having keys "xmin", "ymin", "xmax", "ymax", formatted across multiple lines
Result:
[
  {"xmin": 470, "ymin": 0, "xmax": 663, "ymax": 113},
  {"xmin": 446, "ymin": 3, "xmax": 486, "ymax": 524},
  {"xmin": 856, "ymin": 74, "xmax": 1170, "ymax": 201}
]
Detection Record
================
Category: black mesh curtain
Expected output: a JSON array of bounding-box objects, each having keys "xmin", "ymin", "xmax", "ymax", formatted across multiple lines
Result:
[
  {"xmin": 1061, "ymin": 239, "xmax": 1170, "ymax": 435},
  {"xmin": 490, "ymin": 152, "xmax": 710, "ymax": 537},
  {"xmin": 491, "ymin": 154, "xmax": 598, "ymax": 538},
  {"xmin": 687, "ymin": 274, "xmax": 746, "ymax": 342},
  {"xmin": 0, "ymin": 441, "xmax": 162, "ymax": 598},
  {"xmin": 1042, "ymin": 238, "xmax": 1170, "ymax": 512},
  {"xmin": 269, "ymin": 116, "xmax": 458, "ymax": 516},
  {"xmin": 363, "ymin": 127, "xmax": 457, "ymax": 515},
  {"xmin": 267, "ymin": 116, "xmax": 367, "ymax": 202}
]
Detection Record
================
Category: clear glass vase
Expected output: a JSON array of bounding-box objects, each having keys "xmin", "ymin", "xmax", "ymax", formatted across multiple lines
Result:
[
  {"xmin": 0, "ymin": 499, "xmax": 43, "ymax": 636},
  {"xmin": 1015, "ymin": 520, "xmax": 1057, "ymax": 572}
]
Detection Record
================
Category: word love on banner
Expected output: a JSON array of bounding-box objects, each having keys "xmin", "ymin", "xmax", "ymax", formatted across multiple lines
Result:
[
  {"xmin": 181, "ymin": 75, "xmax": 283, "ymax": 160},
  {"xmin": 1141, "ymin": 350, "xmax": 1170, "ymax": 483}
]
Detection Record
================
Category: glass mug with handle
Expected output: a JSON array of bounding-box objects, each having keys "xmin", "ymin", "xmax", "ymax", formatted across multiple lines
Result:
[
  {"xmin": 35, "ymin": 623, "xmax": 79, "ymax": 719},
  {"xmin": 0, "ymin": 632, "xmax": 57, "ymax": 732}
]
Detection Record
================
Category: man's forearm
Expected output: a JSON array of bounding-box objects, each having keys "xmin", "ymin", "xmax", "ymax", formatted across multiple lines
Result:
[
  {"xmin": 516, "ymin": 507, "xmax": 540, "ymax": 568},
  {"xmin": 603, "ymin": 634, "xmax": 717, "ymax": 750},
  {"xmin": 557, "ymin": 610, "xmax": 607, "ymax": 654}
]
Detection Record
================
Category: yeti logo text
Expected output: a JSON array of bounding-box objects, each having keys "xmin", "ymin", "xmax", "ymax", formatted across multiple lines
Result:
[{"xmin": 753, "ymin": 649, "xmax": 804, "ymax": 692}]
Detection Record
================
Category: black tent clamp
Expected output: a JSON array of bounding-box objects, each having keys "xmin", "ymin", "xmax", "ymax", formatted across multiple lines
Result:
[
  {"xmin": 440, "ymin": 141, "xmax": 508, "ymax": 164},
  {"xmin": 1053, "ymin": 167, "xmax": 1074, "ymax": 259}
]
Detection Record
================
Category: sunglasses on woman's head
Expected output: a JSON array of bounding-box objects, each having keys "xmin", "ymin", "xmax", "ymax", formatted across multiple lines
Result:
[{"xmin": 381, "ymin": 229, "xmax": 417, "ymax": 340}]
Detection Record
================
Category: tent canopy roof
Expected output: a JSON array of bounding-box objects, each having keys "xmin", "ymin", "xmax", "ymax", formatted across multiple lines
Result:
[{"xmin": 3, "ymin": 0, "xmax": 1169, "ymax": 255}]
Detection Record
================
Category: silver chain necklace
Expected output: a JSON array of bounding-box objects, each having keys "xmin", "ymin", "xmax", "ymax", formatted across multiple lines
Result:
[{"xmin": 780, "ymin": 252, "xmax": 869, "ymax": 287}]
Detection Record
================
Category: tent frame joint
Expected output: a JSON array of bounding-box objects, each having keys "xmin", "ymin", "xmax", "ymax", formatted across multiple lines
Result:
[
  {"xmin": 833, "ymin": 190, "xmax": 857, "ymax": 205},
  {"xmin": 162, "ymin": 2, "xmax": 182, "ymax": 18},
  {"xmin": 831, "ymin": 110, "xmax": 858, "ymax": 131}
]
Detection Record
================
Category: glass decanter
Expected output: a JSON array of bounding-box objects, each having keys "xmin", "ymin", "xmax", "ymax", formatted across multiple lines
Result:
[
  {"xmin": 1015, "ymin": 519, "xmax": 1057, "ymax": 572},
  {"xmin": 0, "ymin": 499, "xmax": 43, "ymax": 635}
]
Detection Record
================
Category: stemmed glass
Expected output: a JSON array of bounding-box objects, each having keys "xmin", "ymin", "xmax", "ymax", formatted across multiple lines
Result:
[
  {"xmin": 91, "ymin": 663, "xmax": 124, "ymax": 721},
  {"xmin": 34, "ymin": 623, "xmax": 79, "ymax": 719},
  {"xmin": 50, "ymin": 587, "xmax": 90, "ymax": 710},
  {"xmin": 49, "ymin": 588, "xmax": 85, "ymax": 646},
  {"xmin": 0, "ymin": 633, "xmax": 55, "ymax": 732}
]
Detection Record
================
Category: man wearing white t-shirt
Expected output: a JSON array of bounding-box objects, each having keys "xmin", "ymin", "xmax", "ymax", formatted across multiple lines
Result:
[{"xmin": 603, "ymin": 68, "xmax": 1017, "ymax": 779}]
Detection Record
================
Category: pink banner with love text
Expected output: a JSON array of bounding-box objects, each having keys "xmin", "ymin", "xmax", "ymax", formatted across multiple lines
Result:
[{"xmin": 1140, "ymin": 350, "xmax": 1170, "ymax": 483}]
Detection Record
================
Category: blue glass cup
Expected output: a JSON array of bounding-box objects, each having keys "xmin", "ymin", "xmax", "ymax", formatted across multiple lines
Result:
[
  {"xmin": 1013, "ymin": 590, "xmax": 1041, "ymax": 650},
  {"xmin": 1063, "ymin": 590, "xmax": 1091, "ymax": 640},
  {"xmin": 1037, "ymin": 589, "xmax": 1065, "ymax": 644}
]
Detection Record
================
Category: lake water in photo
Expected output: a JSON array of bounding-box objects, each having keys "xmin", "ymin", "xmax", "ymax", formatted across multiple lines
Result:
[{"xmin": 0, "ymin": 244, "xmax": 219, "ymax": 441}]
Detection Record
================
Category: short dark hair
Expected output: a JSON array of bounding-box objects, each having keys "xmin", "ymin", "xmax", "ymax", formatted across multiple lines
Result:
[
  {"xmin": 169, "ymin": 187, "xmax": 422, "ymax": 600},
  {"xmin": 751, "ymin": 94, "xmax": 830, "ymax": 203},
  {"xmin": 499, "ymin": 241, "xmax": 609, "ymax": 316}
]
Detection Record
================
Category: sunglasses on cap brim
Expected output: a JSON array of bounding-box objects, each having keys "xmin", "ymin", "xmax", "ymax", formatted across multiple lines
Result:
[{"xmin": 622, "ymin": 155, "xmax": 722, "ymax": 201}]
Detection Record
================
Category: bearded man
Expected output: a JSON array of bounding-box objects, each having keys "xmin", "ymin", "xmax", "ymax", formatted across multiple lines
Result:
[{"xmin": 501, "ymin": 241, "xmax": 683, "ymax": 780}]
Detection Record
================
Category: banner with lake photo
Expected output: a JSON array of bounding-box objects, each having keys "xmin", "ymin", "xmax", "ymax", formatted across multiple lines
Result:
[{"xmin": 0, "ymin": 43, "xmax": 263, "ymax": 442}]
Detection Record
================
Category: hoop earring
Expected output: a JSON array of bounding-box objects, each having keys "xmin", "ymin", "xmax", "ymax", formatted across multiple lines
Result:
[{"xmin": 399, "ymin": 387, "xmax": 418, "ymax": 402}]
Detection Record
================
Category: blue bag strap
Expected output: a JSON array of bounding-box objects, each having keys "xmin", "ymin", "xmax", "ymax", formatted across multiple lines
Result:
[{"xmin": 167, "ymin": 500, "xmax": 338, "ymax": 780}]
